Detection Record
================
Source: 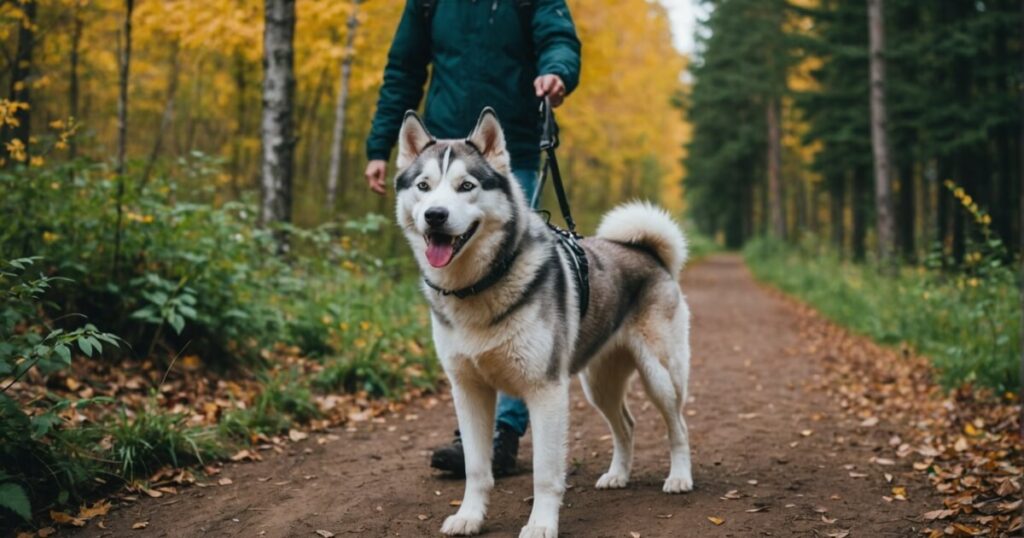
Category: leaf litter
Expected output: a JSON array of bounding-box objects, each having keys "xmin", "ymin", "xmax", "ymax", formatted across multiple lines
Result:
[{"xmin": 789, "ymin": 300, "xmax": 1022, "ymax": 537}]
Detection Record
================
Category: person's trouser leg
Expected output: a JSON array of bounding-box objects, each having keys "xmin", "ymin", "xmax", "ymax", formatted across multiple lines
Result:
[{"xmin": 492, "ymin": 168, "xmax": 540, "ymax": 438}]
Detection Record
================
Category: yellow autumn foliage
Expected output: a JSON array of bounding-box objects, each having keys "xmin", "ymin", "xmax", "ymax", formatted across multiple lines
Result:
[{"xmin": 7, "ymin": 0, "xmax": 686, "ymax": 226}]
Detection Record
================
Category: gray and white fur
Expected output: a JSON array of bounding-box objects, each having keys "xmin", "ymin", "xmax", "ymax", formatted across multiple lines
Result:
[{"xmin": 394, "ymin": 108, "xmax": 693, "ymax": 538}]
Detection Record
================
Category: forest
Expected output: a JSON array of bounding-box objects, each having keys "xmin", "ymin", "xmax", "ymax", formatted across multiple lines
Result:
[{"xmin": 0, "ymin": 0, "xmax": 1020, "ymax": 536}]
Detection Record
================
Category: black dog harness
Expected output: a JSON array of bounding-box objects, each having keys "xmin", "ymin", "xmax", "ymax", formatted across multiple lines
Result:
[{"xmin": 424, "ymin": 97, "xmax": 590, "ymax": 319}]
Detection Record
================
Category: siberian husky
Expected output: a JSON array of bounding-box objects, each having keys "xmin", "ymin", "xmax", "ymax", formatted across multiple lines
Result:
[{"xmin": 393, "ymin": 108, "xmax": 693, "ymax": 538}]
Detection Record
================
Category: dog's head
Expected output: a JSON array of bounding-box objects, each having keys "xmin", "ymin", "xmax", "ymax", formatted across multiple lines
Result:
[{"xmin": 394, "ymin": 108, "xmax": 525, "ymax": 277}]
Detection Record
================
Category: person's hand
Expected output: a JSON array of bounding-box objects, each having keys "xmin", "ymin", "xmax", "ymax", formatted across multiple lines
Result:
[
  {"xmin": 365, "ymin": 160, "xmax": 388, "ymax": 195},
  {"xmin": 534, "ymin": 74, "xmax": 566, "ymax": 107}
]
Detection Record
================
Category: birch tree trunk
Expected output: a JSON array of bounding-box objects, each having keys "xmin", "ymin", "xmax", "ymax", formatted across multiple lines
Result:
[
  {"xmin": 766, "ymin": 97, "xmax": 785, "ymax": 239},
  {"xmin": 868, "ymin": 0, "xmax": 895, "ymax": 268},
  {"xmin": 112, "ymin": 0, "xmax": 133, "ymax": 277},
  {"xmin": 260, "ymin": 0, "xmax": 297, "ymax": 250},
  {"xmin": 325, "ymin": 0, "xmax": 361, "ymax": 212}
]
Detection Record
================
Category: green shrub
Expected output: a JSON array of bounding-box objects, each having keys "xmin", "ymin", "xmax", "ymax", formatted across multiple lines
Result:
[
  {"xmin": 744, "ymin": 235, "xmax": 1020, "ymax": 393},
  {"xmin": 109, "ymin": 405, "xmax": 223, "ymax": 479}
]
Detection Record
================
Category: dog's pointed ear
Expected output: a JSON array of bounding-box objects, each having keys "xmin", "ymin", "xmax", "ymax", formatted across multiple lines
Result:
[
  {"xmin": 397, "ymin": 111, "xmax": 435, "ymax": 170},
  {"xmin": 466, "ymin": 108, "xmax": 509, "ymax": 168}
]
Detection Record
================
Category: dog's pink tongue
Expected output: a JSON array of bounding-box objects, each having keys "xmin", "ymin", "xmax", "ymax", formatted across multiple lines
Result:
[{"xmin": 426, "ymin": 241, "xmax": 455, "ymax": 268}]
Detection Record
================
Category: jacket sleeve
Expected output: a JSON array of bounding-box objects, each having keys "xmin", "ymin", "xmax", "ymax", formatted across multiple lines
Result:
[
  {"xmin": 531, "ymin": 0, "xmax": 582, "ymax": 95},
  {"xmin": 366, "ymin": 1, "xmax": 431, "ymax": 162}
]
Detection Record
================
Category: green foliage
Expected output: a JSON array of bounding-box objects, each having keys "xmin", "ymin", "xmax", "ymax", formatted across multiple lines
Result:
[
  {"xmin": 0, "ymin": 159, "xmax": 430, "ymax": 368},
  {"xmin": 684, "ymin": 0, "xmax": 795, "ymax": 246},
  {"xmin": 220, "ymin": 370, "xmax": 321, "ymax": 439},
  {"xmin": 0, "ymin": 158, "xmax": 439, "ymax": 526},
  {"xmin": 745, "ymin": 235, "xmax": 1020, "ymax": 393},
  {"xmin": 109, "ymin": 405, "xmax": 223, "ymax": 479}
]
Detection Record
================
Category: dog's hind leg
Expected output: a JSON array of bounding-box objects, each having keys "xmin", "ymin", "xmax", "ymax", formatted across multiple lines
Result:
[
  {"xmin": 441, "ymin": 379, "xmax": 497, "ymax": 536},
  {"xmin": 580, "ymin": 349, "xmax": 636, "ymax": 490},
  {"xmin": 631, "ymin": 303, "xmax": 693, "ymax": 494}
]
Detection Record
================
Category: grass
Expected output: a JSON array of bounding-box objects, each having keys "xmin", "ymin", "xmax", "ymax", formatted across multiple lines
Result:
[{"xmin": 744, "ymin": 237, "xmax": 1020, "ymax": 394}]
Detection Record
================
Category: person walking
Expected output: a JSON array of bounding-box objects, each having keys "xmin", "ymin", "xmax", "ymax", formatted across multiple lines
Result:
[{"xmin": 364, "ymin": 0, "xmax": 581, "ymax": 477}]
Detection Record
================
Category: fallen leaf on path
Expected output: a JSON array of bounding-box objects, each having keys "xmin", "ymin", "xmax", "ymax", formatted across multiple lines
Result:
[
  {"xmin": 656, "ymin": 514, "xmax": 673, "ymax": 519},
  {"xmin": 848, "ymin": 472, "xmax": 868, "ymax": 478},
  {"xmin": 314, "ymin": 531, "xmax": 334, "ymax": 538},
  {"xmin": 922, "ymin": 509, "xmax": 956, "ymax": 521},
  {"xmin": 289, "ymin": 429, "xmax": 308, "ymax": 442},
  {"xmin": 707, "ymin": 516, "xmax": 725, "ymax": 525},
  {"xmin": 141, "ymin": 487, "xmax": 162, "ymax": 498},
  {"xmin": 822, "ymin": 531, "xmax": 849, "ymax": 538},
  {"xmin": 50, "ymin": 510, "xmax": 86, "ymax": 527},
  {"xmin": 821, "ymin": 514, "xmax": 837, "ymax": 524},
  {"xmin": 230, "ymin": 449, "xmax": 261, "ymax": 462},
  {"xmin": 37, "ymin": 528, "xmax": 55, "ymax": 537},
  {"xmin": 77, "ymin": 500, "xmax": 111, "ymax": 520},
  {"xmin": 630, "ymin": 532, "xmax": 641, "ymax": 538},
  {"xmin": 720, "ymin": 489, "xmax": 742, "ymax": 500},
  {"xmin": 745, "ymin": 506, "xmax": 768, "ymax": 513},
  {"xmin": 860, "ymin": 416, "xmax": 879, "ymax": 427},
  {"xmin": 747, "ymin": 479, "xmax": 758, "ymax": 485},
  {"xmin": 800, "ymin": 429, "xmax": 814, "ymax": 437},
  {"xmin": 132, "ymin": 521, "xmax": 149, "ymax": 530},
  {"xmin": 449, "ymin": 500, "xmax": 462, "ymax": 506},
  {"xmin": 813, "ymin": 506, "xmax": 829, "ymax": 514},
  {"xmin": 218, "ymin": 477, "xmax": 233, "ymax": 486},
  {"xmin": 891, "ymin": 486, "xmax": 907, "ymax": 500},
  {"xmin": 872, "ymin": 457, "xmax": 895, "ymax": 466},
  {"xmin": 884, "ymin": 473, "xmax": 893, "ymax": 483},
  {"xmin": 417, "ymin": 514, "xmax": 429, "ymax": 521}
]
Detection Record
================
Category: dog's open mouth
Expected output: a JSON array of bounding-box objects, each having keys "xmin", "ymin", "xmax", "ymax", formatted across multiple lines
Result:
[{"xmin": 424, "ymin": 221, "xmax": 479, "ymax": 268}]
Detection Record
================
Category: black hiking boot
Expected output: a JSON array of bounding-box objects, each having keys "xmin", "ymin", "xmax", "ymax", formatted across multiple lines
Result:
[
  {"xmin": 429, "ymin": 426, "xmax": 521, "ymax": 477},
  {"xmin": 430, "ymin": 430, "xmax": 466, "ymax": 476}
]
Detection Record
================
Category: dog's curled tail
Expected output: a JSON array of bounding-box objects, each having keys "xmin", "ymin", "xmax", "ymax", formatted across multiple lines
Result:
[{"xmin": 596, "ymin": 201, "xmax": 688, "ymax": 276}]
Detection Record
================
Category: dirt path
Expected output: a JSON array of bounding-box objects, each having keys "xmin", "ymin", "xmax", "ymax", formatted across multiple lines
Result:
[{"xmin": 75, "ymin": 254, "xmax": 938, "ymax": 537}]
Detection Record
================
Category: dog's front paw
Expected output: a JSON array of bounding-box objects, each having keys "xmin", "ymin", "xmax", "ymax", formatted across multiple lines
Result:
[
  {"xmin": 662, "ymin": 474, "xmax": 693, "ymax": 493},
  {"xmin": 594, "ymin": 471, "xmax": 629, "ymax": 489},
  {"xmin": 440, "ymin": 514, "xmax": 483, "ymax": 536},
  {"xmin": 519, "ymin": 524, "xmax": 557, "ymax": 538}
]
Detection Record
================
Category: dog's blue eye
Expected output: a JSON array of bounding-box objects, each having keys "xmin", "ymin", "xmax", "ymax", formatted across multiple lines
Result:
[
  {"xmin": 416, "ymin": 181, "xmax": 430, "ymax": 192},
  {"xmin": 458, "ymin": 181, "xmax": 476, "ymax": 192}
]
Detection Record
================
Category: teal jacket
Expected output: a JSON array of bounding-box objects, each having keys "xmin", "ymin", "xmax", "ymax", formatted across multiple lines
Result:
[{"xmin": 366, "ymin": 0, "xmax": 581, "ymax": 171}]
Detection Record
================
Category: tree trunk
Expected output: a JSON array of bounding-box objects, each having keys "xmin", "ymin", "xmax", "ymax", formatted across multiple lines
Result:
[
  {"xmin": 897, "ymin": 159, "xmax": 915, "ymax": 261},
  {"xmin": 325, "ymin": 0, "xmax": 361, "ymax": 213},
  {"xmin": 141, "ymin": 43, "xmax": 181, "ymax": 188},
  {"xmin": 260, "ymin": 0, "xmax": 297, "ymax": 249},
  {"xmin": 829, "ymin": 175, "xmax": 845, "ymax": 255},
  {"xmin": 852, "ymin": 168, "xmax": 870, "ymax": 262},
  {"xmin": 112, "ymin": 0, "xmax": 134, "ymax": 277},
  {"xmin": 765, "ymin": 98, "xmax": 785, "ymax": 239},
  {"xmin": 868, "ymin": 0, "xmax": 895, "ymax": 268},
  {"xmin": 1017, "ymin": 0, "xmax": 1022, "ymax": 435},
  {"xmin": 2, "ymin": 0, "xmax": 36, "ymax": 165},
  {"xmin": 69, "ymin": 10, "xmax": 83, "ymax": 159}
]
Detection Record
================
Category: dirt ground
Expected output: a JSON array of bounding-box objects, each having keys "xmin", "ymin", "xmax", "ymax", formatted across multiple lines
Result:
[{"xmin": 73, "ymin": 254, "xmax": 939, "ymax": 537}]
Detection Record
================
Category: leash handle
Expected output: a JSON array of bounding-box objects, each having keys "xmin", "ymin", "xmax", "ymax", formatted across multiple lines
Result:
[{"xmin": 537, "ymin": 97, "xmax": 577, "ymax": 234}]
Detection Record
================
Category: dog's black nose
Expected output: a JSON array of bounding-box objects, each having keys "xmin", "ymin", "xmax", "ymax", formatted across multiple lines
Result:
[{"xmin": 424, "ymin": 207, "xmax": 449, "ymax": 227}]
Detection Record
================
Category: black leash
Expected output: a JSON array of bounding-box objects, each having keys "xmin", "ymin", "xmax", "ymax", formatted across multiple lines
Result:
[
  {"xmin": 535, "ymin": 97, "xmax": 589, "ymax": 318},
  {"xmin": 533, "ymin": 97, "xmax": 578, "ymax": 235}
]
